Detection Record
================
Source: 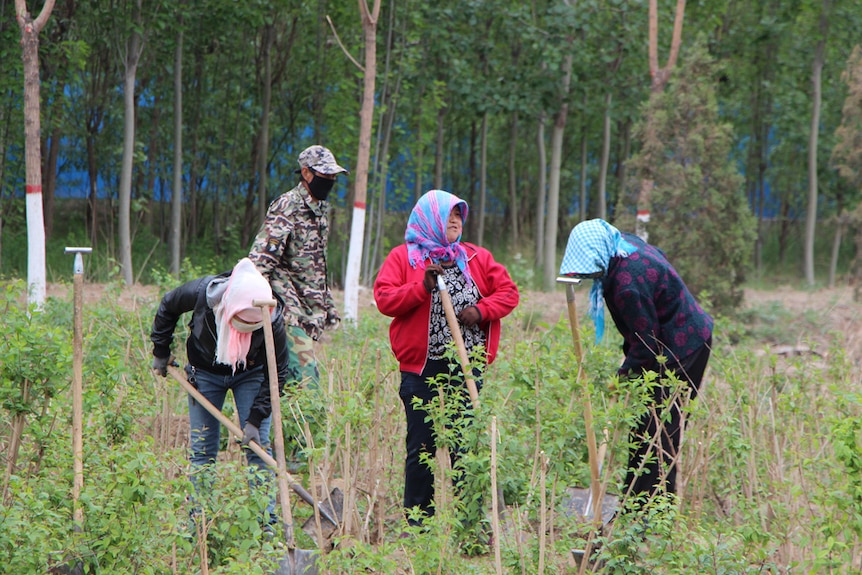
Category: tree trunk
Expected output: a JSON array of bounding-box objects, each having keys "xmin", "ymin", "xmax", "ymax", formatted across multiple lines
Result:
[
  {"xmin": 615, "ymin": 117, "xmax": 630, "ymax": 212},
  {"xmin": 804, "ymin": 0, "xmax": 830, "ymax": 286},
  {"xmin": 257, "ymin": 21, "xmax": 274, "ymax": 225},
  {"xmin": 187, "ymin": 46, "xmax": 206, "ymax": 242},
  {"xmin": 368, "ymin": 80, "xmax": 400, "ymax": 282},
  {"xmin": 434, "ymin": 104, "xmax": 445, "ymax": 190},
  {"xmin": 84, "ymin": 51, "xmax": 108, "ymax": 251},
  {"xmin": 170, "ymin": 25, "xmax": 183, "ymax": 276},
  {"xmin": 16, "ymin": 0, "xmax": 56, "ymax": 308},
  {"xmin": 477, "ymin": 112, "xmax": 488, "ymax": 246},
  {"xmin": 42, "ymin": 125, "xmax": 61, "ymax": 239},
  {"xmin": 2, "ymin": 379, "xmax": 30, "ymax": 502},
  {"xmin": 636, "ymin": 0, "xmax": 686, "ymax": 241},
  {"xmin": 86, "ymin": 128, "xmax": 99, "ymax": 248},
  {"xmin": 829, "ymin": 211, "xmax": 845, "ymax": 288},
  {"xmin": 363, "ymin": 0, "xmax": 400, "ymax": 282},
  {"xmin": 597, "ymin": 92, "xmax": 612, "ymax": 220},
  {"xmin": 343, "ymin": 0, "xmax": 381, "ymax": 323},
  {"xmin": 118, "ymin": 0, "xmax": 143, "ymax": 285},
  {"xmin": 414, "ymin": 105, "xmax": 424, "ymax": 203},
  {"xmin": 0, "ymin": 100, "xmax": 10, "ymax": 269},
  {"xmin": 579, "ymin": 115, "xmax": 587, "ymax": 221},
  {"xmin": 508, "ymin": 111, "xmax": 519, "ymax": 247},
  {"xmin": 543, "ymin": 52, "xmax": 573, "ymax": 291},
  {"xmin": 535, "ymin": 114, "xmax": 547, "ymax": 266}
]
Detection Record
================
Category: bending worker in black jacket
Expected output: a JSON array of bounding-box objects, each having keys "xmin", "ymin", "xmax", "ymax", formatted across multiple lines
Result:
[{"xmin": 151, "ymin": 257, "xmax": 291, "ymax": 531}]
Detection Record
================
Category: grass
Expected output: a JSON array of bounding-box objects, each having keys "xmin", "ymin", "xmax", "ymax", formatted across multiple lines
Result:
[{"xmin": 0, "ymin": 275, "xmax": 860, "ymax": 574}]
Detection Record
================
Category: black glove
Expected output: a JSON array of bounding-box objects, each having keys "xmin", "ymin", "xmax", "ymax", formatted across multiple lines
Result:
[
  {"xmin": 458, "ymin": 305, "xmax": 482, "ymax": 327},
  {"xmin": 242, "ymin": 423, "xmax": 261, "ymax": 446},
  {"xmin": 152, "ymin": 356, "xmax": 178, "ymax": 377}
]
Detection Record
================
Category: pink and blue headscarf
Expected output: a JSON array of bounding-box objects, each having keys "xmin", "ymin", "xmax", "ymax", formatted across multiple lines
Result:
[
  {"xmin": 405, "ymin": 189, "xmax": 472, "ymax": 285},
  {"xmin": 559, "ymin": 219, "xmax": 637, "ymax": 344}
]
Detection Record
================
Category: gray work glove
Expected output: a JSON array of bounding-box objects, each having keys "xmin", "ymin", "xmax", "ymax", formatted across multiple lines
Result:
[
  {"xmin": 152, "ymin": 355, "xmax": 178, "ymax": 377},
  {"xmin": 326, "ymin": 308, "xmax": 341, "ymax": 331},
  {"xmin": 242, "ymin": 423, "xmax": 261, "ymax": 447}
]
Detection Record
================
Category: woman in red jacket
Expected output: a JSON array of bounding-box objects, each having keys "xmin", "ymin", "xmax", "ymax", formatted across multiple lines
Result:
[{"xmin": 374, "ymin": 189, "xmax": 519, "ymax": 531}]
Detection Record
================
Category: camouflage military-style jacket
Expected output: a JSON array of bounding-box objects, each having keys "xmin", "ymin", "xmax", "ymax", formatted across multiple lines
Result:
[{"xmin": 249, "ymin": 182, "xmax": 339, "ymax": 341}]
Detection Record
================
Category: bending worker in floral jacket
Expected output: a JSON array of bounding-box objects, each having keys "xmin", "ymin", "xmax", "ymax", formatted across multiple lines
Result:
[{"xmin": 559, "ymin": 218, "xmax": 713, "ymax": 504}]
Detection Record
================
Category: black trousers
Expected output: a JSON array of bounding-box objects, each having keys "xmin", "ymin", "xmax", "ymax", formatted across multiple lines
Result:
[
  {"xmin": 624, "ymin": 337, "xmax": 712, "ymax": 500},
  {"xmin": 399, "ymin": 359, "xmax": 480, "ymax": 526}
]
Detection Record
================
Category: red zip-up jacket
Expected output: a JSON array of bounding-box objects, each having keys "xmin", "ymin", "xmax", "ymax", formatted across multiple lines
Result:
[{"xmin": 373, "ymin": 242, "xmax": 520, "ymax": 374}]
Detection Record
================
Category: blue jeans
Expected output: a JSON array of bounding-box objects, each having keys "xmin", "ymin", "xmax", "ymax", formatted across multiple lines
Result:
[{"xmin": 186, "ymin": 364, "xmax": 276, "ymax": 523}]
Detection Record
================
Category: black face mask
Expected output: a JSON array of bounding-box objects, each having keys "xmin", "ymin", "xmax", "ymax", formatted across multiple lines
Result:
[{"xmin": 308, "ymin": 174, "xmax": 335, "ymax": 201}]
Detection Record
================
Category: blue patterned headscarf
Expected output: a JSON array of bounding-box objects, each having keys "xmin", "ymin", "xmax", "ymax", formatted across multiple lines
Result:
[
  {"xmin": 559, "ymin": 219, "xmax": 637, "ymax": 343},
  {"xmin": 405, "ymin": 190, "xmax": 472, "ymax": 284}
]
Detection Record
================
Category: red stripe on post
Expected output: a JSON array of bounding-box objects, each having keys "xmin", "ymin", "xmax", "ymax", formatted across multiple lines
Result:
[
  {"xmin": 25, "ymin": 185, "xmax": 42, "ymax": 194},
  {"xmin": 636, "ymin": 210, "xmax": 650, "ymax": 216},
  {"xmin": 354, "ymin": 201, "xmax": 366, "ymax": 210}
]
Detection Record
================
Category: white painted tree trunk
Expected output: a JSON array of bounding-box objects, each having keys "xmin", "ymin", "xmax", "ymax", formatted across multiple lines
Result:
[
  {"xmin": 343, "ymin": 0, "xmax": 380, "ymax": 323},
  {"xmin": 344, "ymin": 204, "xmax": 366, "ymax": 322},
  {"xmin": 26, "ymin": 192, "xmax": 46, "ymax": 305},
  {"xmin": 16, "ymin": 0, "xmax": 56, "ymax": 308}
]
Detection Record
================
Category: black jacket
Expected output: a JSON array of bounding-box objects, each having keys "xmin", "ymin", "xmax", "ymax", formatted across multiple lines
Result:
[{"xmin": 150, "ymin": 272, "xmax": 292, "ymax": 427}]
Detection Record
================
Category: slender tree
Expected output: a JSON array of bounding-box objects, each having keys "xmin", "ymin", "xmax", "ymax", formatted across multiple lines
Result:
[
  {"xmin": 170, "ymin": 17, "xmax": 183, "ymax": 276},
  {"xmin": 118, "ymin": 0, "xmax": 144, "ymax": 285},
  {"xmin": 542, "ymin": 48, "xmax": 573, "ymax": 291},
  {"xmin": 804, "ymin": 0, "xmax": 831, "ymax": 286},
  {"xmin": 344, "ymin": 0, "xmax": 381, "ymax": 323},
  {"xmin": 15, "ymin": 0, "xmax": 56, "ymax": 307},
  {"xmin": 633, "ymin": 0, "xmax": 686, "ymax": 241},
  {"xmin": 626, "ymin": 39, "xmax": 756, "ymax": 312}
]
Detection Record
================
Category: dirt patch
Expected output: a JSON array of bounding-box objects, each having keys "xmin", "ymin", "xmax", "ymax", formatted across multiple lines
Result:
[
  {"xmin": 743, "ymin": 285, "xmax": 862, "ymax": 367},
  {"xmin": 513, "ymin": 284, "xmax": 862, "ymax": 367},
  {"xmin": 47, "ymin": 281, "xmax": 160, "ymax": 312},
  {"xmin": 44, "ymin": 281, "xmax": 862, "ymax": 361}
]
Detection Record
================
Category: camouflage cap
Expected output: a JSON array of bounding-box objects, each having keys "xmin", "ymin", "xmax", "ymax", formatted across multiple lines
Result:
[{"xmin": 297, "ymin": 145, "xmax": 349, "ymax": 175}]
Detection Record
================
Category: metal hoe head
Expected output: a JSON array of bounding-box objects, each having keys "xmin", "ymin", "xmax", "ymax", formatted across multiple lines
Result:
[
  {"xmin": 301, "ymin": 486, "xmax": 343, "ymax": 542},
  {"xmin": 555, "ymin": 276, "xmax": 582, "ymax": 285},
  {"xmin": 274, "ymin": 548, "xmax": 319, "ymax": 575}
]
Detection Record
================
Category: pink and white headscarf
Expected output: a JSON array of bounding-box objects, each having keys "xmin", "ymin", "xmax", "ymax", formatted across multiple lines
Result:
[
  {"xmin": 214, "ymin": 258, "xmax": 273, "ymax": 371},
  {"xmin": 405, "ymin": 189, "xmax": 472, "ymax": 285}
]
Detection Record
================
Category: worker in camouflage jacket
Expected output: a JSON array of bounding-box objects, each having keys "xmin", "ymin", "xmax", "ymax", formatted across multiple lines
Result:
[{"xmin": 249, "ymin": 144, "xmax": 348, "ymax": 389}]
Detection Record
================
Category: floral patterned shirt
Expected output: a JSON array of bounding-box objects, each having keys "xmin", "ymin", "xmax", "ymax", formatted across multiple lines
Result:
[{"xmin": 604, "ymin": 233, "xmax": 713, "ymax": 376}]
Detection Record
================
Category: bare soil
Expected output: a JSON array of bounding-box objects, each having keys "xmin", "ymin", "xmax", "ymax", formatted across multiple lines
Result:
[{"xmin": 45, "ymin": 281, "xmax": 862, "ymax": 361}]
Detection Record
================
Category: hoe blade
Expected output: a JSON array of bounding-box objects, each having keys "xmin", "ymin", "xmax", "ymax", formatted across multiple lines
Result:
[{"xmin": 301, "ymin": 487, "xmax": 344, "ymax": 543}]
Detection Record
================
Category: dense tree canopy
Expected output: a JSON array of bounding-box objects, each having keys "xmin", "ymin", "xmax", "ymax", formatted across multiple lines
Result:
[{"xmin": 1, "ymin": 0, "xmax": 861, "ymax": 298}]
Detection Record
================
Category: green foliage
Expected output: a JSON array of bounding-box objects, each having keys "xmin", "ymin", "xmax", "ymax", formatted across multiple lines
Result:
[
  {"xmin": 619, "ymin": 37, "xmax": 757, "ymax": 314},
  {"xmin": 0, "ymin": 282, "xmax": 72, "ymax": 417},
  {"xmin": 831, "ymin": 45, "xmax": 862, "ymax": 191},
  {"xmin": 2, "ymin": 260, "xmax": 861, "ymax": 572}
]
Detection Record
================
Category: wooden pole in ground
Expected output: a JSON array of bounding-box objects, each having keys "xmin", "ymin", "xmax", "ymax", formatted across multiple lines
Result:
[
  {"xmin": 65, "ymin": 247, "xmax": 91, "ymax": 529},
  {"xmin": 490, "ymin": 417, "xmax": 502, "ymax": 575}
]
